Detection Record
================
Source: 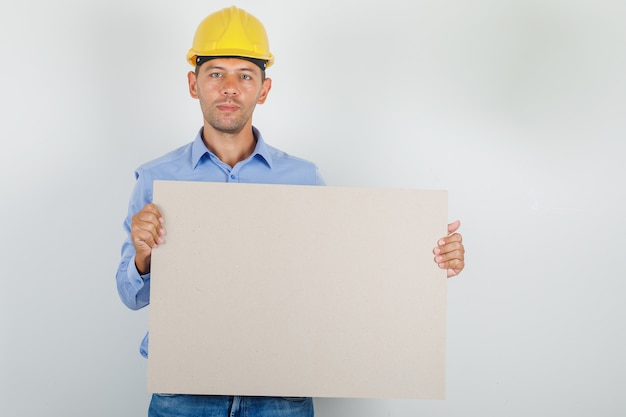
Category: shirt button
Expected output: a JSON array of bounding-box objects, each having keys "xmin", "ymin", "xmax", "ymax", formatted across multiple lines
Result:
[{"xmin": 230, "ymin": 174, "xmax": 236, "ymax": 180}]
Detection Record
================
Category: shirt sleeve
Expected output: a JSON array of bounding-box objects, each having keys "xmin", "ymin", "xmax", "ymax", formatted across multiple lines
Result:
[
  {"xmin": 315, "ymin": 166, "xmax": 326, "ymax": 186},
  {"xmin": 115, "ymin": 167, "xmax": 153, "ymax": 310}
]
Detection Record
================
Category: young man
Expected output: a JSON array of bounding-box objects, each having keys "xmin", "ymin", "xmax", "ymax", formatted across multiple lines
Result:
[{"xmin": 116, "ymin": 6, "xmax": 465, "ymax": 417}]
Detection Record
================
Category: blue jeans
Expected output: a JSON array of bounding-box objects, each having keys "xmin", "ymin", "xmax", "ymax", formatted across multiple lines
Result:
[{"xmin": 148, "ymin": 395, "xmax": 314, "ymax": 417}]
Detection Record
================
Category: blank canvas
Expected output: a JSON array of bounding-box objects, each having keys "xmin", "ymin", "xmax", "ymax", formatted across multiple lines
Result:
[{"xmin": 147, "ymin": 181, "xmax": 448, "ymax": 399}]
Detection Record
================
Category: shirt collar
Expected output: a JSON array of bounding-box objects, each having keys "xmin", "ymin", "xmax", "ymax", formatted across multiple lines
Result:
[{"xmin": 190, "ymin": 126, "xmax": 273, "ymax": 169}]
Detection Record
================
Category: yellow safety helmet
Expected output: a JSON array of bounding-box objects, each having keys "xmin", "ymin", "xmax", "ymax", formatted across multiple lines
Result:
[{"xmin": 186, "ymin": 6, "xmax": 275, "ymax": 69}]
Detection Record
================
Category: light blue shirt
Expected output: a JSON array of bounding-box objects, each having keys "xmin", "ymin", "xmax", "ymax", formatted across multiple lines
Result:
[{"xmin": 116, "ymin": 127, "xmax": 325, "ymax": 357}]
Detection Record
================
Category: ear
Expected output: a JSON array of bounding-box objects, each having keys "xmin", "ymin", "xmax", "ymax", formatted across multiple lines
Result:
[
  {"xmin": 188, "ymin": 71, "xmax": 199, "ymax": 99},
  {"xmin": 256, "ymin": 77, "xmax": 272, "ymax": 105}
]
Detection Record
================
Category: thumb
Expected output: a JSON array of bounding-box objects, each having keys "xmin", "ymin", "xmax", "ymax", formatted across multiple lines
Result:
[{"xmin": 448, "ymin": 220, "xmax": 461, "ymax": 235}]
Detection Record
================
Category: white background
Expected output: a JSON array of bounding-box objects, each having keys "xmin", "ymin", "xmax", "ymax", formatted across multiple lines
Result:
[{"xmin": 1, "ymin": 0, "xmax": 624, "ymax": 416}]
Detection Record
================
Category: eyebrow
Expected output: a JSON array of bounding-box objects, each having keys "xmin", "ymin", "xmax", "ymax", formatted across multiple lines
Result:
[{"xmin": 203, "ymin": 65, "xmax": 257, "ymax": 73}]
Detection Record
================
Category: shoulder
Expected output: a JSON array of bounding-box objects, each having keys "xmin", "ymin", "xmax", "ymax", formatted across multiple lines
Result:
[
  {"xmin": 137, "ymin": 142, "xmax": 192, "ymax": 172},
  {"xmin": 135, "ymin": 142, "xmax": 194, "ymax": 180},
  {"xmin": 253, "ymin": 127, "xmax": 318, "ymax": 171},
  {"xmin": 265, "ymin": 144, "xmax": 317, "ymax": 168},
  {"xmin": 263, "ymin": 144, "xmax": 324, "ymax": 186},
  {"xmin": 125, "ymin": 139, "xmax": 200, "ymax": 215}
]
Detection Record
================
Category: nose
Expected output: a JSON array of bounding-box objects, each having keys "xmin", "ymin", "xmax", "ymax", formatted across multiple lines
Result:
[{"xmin": 220, "ymin": 74, "xmax": 239, "ymax": 96}]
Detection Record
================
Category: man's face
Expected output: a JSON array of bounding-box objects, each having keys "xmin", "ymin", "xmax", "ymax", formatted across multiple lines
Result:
[{"xmin": 188, "ymin": 57, "xmax": 271, "ymax": 135}]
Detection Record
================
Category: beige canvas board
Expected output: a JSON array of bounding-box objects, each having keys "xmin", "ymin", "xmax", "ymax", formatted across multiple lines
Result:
[{"xmin": 147, "ymin": 180, "xmax": 448, "ymax": 399}]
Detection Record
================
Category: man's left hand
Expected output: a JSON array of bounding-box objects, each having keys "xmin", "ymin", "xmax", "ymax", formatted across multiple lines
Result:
[{"xmin": 434, "ymin": 220, "xmax": 465, "ymax": 278}]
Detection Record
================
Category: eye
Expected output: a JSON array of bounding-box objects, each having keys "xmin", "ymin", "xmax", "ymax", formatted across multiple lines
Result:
[
  {"xmin": 240, "ymin": 74, "xmax": 252, "ymax": 80},
  {"xmin": 210, "ymin": 72, "xmax": 222, "ymax": 78}
]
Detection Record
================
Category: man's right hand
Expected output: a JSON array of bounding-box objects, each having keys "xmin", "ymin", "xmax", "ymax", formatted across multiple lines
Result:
[{"xmin": 130, "ymin": 203, "xmax": 165, "ymax": 274}]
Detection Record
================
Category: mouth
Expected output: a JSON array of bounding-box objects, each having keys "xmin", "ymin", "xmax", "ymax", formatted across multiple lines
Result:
[{"xmin": 216, "ymin": 102, "xmax": 241, "ymax": 112}]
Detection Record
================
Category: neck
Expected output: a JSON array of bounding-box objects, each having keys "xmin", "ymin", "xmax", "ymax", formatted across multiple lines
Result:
[{"xmin": 202, "ymin": 125, "xmax": 256, "ymax": 167}]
